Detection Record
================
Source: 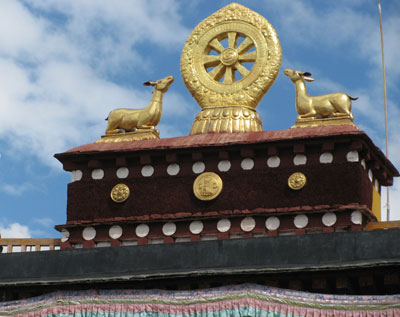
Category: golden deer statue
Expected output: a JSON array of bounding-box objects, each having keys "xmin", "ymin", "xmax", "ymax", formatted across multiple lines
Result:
[
  {"xmin": 284, "ymin": 68, "xmax": 357, "ymax": 121},
  {"xmin": 105, "ymin": 75, "xmax": 174, "ymax": 134}
]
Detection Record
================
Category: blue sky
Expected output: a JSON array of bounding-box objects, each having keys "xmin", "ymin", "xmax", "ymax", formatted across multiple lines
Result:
[{"xmin": 0, "ymin": 0, "xmax": 399, "ymax": 238}]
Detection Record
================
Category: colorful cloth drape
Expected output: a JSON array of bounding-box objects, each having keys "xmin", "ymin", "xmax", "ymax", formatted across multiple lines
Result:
[{"xmin": 1, "ymin": 284, "xmax": 399, "ymax": 316}]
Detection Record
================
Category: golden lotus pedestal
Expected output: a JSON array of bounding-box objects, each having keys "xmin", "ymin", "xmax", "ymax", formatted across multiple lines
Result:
[
  {"xmin": 190, "ymin": 106, "xmax": 263, "ymax": 135},
  {"xmin": 96, "ymin": 129, "xmax": 160, "ymax": 143},
  {"xmin": 292, "ymin": 116, "xmax": 357, "ymax": 129}
]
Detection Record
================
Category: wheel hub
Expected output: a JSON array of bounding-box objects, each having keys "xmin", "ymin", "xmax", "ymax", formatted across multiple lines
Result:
[{"xmin": 220, "ymin": 48, "xmax": 238, "ymax": 66}]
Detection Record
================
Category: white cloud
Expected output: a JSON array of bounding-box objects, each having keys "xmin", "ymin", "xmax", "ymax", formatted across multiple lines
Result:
[
  {"xmin": 25, "ymin": 0, "xmax": 190, "ymax": 73},
  {"xmin": 0, "ymin": 182, "xmax": 35, "ymax": 196},
  {"xmin": 32, "ymin": 217, "xmax": 54, "ymax": 227},
  {"xmin": 0, "ymin": 0, "xmax": 192, "ymax": 168},
  {"xmin": 264, "ymin": 0, "xmax": 399, "ymax": 85},
  {"xmin": 0, "ymin": 223, "xmax": 31, "ymax": 238}
]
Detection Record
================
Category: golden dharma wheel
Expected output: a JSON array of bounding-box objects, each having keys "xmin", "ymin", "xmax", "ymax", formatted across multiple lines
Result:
[
  {"xmin": 193, "ymin": 22, "xmax": 267, "ymax": 93},
  {"xmin": 181, "ymin": 3, "xmax": 281, "ymax": 134}
]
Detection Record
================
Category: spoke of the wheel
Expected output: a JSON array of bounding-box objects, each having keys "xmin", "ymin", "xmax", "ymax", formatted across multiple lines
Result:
[
  {"xmin": 208, "ymin": 63, "xmax": 225, "ymax": 81},
  {"xmin": 203, "ymin": 55, "xmax": 221, "ymax": 68},
  {"xmin": 237, "ymin": 37, "xmax": 254, "ymax": 54},
  {"xmin": 208, "ymin": 38, "xmax": 225, "ymax": 53},
  {"xmin": 234, "ymin": 62, "xmax": 250, "ymax": 77},
  {"xmin": 239, "ymin": 51, "xmax": 257, "ymax": 63},
  {"xmin": 223, "ymin": 66, "xmax": 234, "ymax": 84},
  {"xmin": 228, "ymin": 32, "xmax": 237, "ymax": 49}
]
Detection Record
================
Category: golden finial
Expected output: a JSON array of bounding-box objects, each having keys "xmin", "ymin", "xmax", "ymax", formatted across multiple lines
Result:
[
  {"xmin": 96, "ymin": 75, "xmax": 174, "ymax": 143},
  {"xmin": 283, "ymin": 69, "xmax": 357, "ymax": 128},
  {"xmin": 181, "ymin": 3, "xmax": 281, "ymax": 134}
]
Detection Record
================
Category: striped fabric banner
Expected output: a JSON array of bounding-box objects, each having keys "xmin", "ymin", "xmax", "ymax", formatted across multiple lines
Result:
[{"xmin": 0, "ymin": 284, "xmax": 399, "ymax": 316}]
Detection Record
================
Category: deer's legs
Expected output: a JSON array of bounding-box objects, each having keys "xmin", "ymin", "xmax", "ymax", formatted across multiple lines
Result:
[
  {"xmin": 137, "ymin": 125, "xmax": 155, "ymax": 130},
  {"xmin": 106, "ymin": 128, "xmax": 124, "ymax": 134},
  {"xmin": 298, "ymin": 110, "xmax": 317, "ymax": 118}
]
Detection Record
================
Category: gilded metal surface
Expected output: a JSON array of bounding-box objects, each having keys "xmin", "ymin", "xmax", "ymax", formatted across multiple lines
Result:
[
  {"xmin": 111, "ymin": 184, "xmax": 130, "ymax": 203},
  {"xmin": 284, "ymin": 69, "xmax": 357, "ymax": 127},
  {"xmin": 96, "ymin": 129, "xmax": 160, "ymax": 143},
  {"xmin": 193, "ymin": 172, "xmax": 223, "ymax": 201},
  {"xmin": 181, "ymin": 3, "xmax": 281, "ymax": 134},
  {"xmin": 99, "ymin": 76, "xmax": 174, "ymax": 142},
  {"xmin": 288, "ymin": 172, "xmax": 307, "ymax": 190},
  {"xmin": 191, "ymin": 106, "xmax": 263, "ymax": 134},
  {"xmin": 291, "ymin": 117, "xmax": 357, "ymax": 129}
]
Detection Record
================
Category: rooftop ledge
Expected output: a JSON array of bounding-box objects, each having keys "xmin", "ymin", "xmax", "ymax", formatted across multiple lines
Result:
[
  {"xmin": 59, "ymin": 125, "xmax": 362, "ymax": 155},
  {"xmin": 0, "ymin": 229, "xmax": 399, "ymax": 287}
]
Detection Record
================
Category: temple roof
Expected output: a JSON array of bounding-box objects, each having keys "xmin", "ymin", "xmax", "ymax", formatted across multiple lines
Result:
[
  {"xmin": 0, "ymin": 229, "xmax": 399, "ymax": 288},
  {"xmin": 62, "ymin": 125, "xmax": 362, "ymax": 154},
  {"xmin": 55, "ymin": 125, "xmax": 398, "ymax": 181}
]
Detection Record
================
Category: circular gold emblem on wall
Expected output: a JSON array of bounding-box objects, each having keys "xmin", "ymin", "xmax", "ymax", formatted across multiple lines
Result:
[
  {"xmin": 193, "ymin": 172, "xmax": 223, "ymax": 201},
  {"xmin": 288, "ymin": 172, "xmax": 307, "ymax": 190},
  {"xmin": 110, "ymin": 184, "xmax": 130, "ymax": 203},
  {"xmin": 180, "ymin": 3, "xmax": 281, "ymax": 110}
]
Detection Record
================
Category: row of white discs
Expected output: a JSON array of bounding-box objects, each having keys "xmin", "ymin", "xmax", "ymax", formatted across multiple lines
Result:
[
  {"xmin": 71, "ymin": 151, "xmax": 363, "ymax": 182},
  {"xmin": 61, "ymin": 211, "xmax": 363, "ymax": 242}
]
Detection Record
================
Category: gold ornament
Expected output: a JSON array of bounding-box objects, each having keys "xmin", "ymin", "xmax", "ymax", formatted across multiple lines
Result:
[
  {"xmin": 193, "ymin": 172, "xmax": 223, "ymax": 201},
  {"xmin": 283, "ymin": 69, "xmax": 357, "ymax": 128},
  {"xmin": 180, "ymin": 3, "xmax": 281, "ymax": 134},
  {"xmin": 97, "ymin": 129, "xmax": 160, "ymax": 143},
  {"xmin": 110, "ymin": 184, "xmax": 130, "ymax": 203},
  {"xmin": 96, "ymin": 76, "xmax": 174, "ymax": 143},
  {"xmin": 288, "ymin": 172, "xmax": 307, "ymax": 190}
]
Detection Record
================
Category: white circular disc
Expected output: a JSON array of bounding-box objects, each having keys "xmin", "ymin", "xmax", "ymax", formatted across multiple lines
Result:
[
  {"xmin": 108, "ymin": 225, "xmax": 123, "ymax": 239},
  {"xmin": 346, "ymin": 150, "xmax": 359, "ymax": 162},
  {"xmin": 162, "ymin": 222, "xmax": 176, "ymax": 236},
  {"xmin": 218, "ymin": 160, "xmax": 231, "ymax": 172},
  {"xmin": 241, "ymin": 158, "xmax": 254, "ymax": 170},
  {"xmin": 72, "ymin": 170, "xmax": 83, "ymax": 182},
  {"xmin": 116, "ymin": 167, "xmax": 129, "ymax": 179},
  {"xmin": 322, "ymin": 212, "xmax": 337, "ymax": 227},
  {"xmin": 192, "ymin": 161, "xmax": 205, "ymax": 174},
  {"xmin": 61, "ymin": 229, "xmax": 70, "ymax": 242},
  {"xmin": 293, "ymin": 154, "xmax": 307, "ymax": 166},
  {"xmin": 319, "ymin": 152, "xmax": 333, "ymax": 164},
  {"xmin": 265, "ymin": 216, "xmax": 280, "ymax": 231},
  {"xmin": 217, "ymin": 219, "xmax": 231, "ymax": 233},
  {"xmin": 240, "ymin": 216, "xmax": 256, "ymax": 232},
  {"xmin": 91, "ymin": 169, "xmax": 104, "ymax": 180},
  {"xmin": 189, "ymin": 221, "xmax": 204, "ymax": 234},
  {"xmin": 267, "ymin": 156, "xmax": 280, "ymax": 168},
  {"xmin": 82, "ymin": 227, "xmax": 96, "ymax": 241},
  {"xmin": 294, "ymin": 214, "xmax": 308, "ymax": 229},
  {"xmin": 351, "ymin": 211, "xmax": 363, "ymax": 225},
  {"xmin": 135, "ymin": 224, "xmax": 150, "ymax": 238},
  {"xmin": 167, "ymin": 163, "xmax": 180, "ymax": 176},
  {"xmin": 141, "ymin": 165, "xmax": 154, "ymax": 177}
]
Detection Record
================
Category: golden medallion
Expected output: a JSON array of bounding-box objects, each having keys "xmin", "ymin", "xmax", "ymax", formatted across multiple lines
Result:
[
  {"xmin": 110, "ymin": 184, "xmax": 130, "ymax": 203},
  {"xmin": 193, "ymin": 172, "xmax": 223, "ymax": 201},
  {"xmin": 288, "ymin": 172, "xmax": 307, "ymax": 190},
  {"xmin": 180, "ymin": 3, "xmax": 281, "ymax": 134}
]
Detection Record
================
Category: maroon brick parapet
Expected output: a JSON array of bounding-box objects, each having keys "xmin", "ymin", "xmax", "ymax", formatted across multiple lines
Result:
[{"xmin": 54, "ymin": 125, "xmax": 398, "ymax": 249}]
